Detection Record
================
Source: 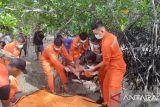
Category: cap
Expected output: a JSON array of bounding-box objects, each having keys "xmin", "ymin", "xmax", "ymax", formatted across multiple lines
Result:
[{"xmin": 9, "ymin": 58, "xmax": 27, "ymax": 74}]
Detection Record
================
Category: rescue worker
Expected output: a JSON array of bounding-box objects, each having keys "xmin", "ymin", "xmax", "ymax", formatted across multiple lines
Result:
[
  {"xmin": 8, "ymin": 58, "xmax": 27, "ymax": 101},
  {"xmin": 90, "ymin": 35, "xmax": 101, "ymax": 55},
  {"xmin": 69, "ymin": 32, "xmax": 89, "ymax": 61},
  {"xmin": 0, "ymin": 58, "xmax": 26, "ymax": 107},
  {"xmin": 0, "ymin": 63, "xmax": 10, "ymax": 107},
  {"xmin": 2, "ymin": 35, "xmax": 26, "ymax": 65},
  {"xmin": 41, "ymin": 37, "xmax": 73, "ymax": 93},
  {"xmin": 56, "ymin": 34, "xmax": 72, "ymax": 53},
  {"xmin": 86, "ymin": 21, "xmax": 126, "ymax": 107},
  {"xmin": 4, "ymin": 34, "xmax": 25, "ymax": 57}
]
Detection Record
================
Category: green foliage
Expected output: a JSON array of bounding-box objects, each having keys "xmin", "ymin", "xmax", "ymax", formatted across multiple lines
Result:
[
  {"xmin": 0, "ymin": 0, "xmax": 158, "ymax": 35},
  {"xmin": 0, "ymin": 12, "xmax": 17, "ymax": 32}
]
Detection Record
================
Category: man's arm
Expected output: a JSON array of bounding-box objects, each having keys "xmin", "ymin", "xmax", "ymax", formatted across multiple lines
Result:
[
  {"xmin": 69, "ymin": 38, "xmax": 78, "ymax": 59},
  {"xmin": 0, "ymin": 49, "xmax": 14, "ymax": 60},
  {"xmin": 61, "ymin": 45, "xmax": 73, "ymax": 62}
]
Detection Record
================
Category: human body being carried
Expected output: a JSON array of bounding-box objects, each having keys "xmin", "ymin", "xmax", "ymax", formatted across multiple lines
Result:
[{"xmin": 67, "ymin": 51, "xmax": 100, "ymax": 81}]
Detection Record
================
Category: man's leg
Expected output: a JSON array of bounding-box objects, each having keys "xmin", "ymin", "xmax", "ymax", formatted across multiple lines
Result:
[
  {"xmin": 103, "ymin": 69, "xmax": 125, "ymax": 107},
  {"xmin": 53, "ymin": 61, "xmax": 69, "ymax": 92},
  {"xmin": 40, "ymin": 44, "xmax": 44, "ymax": 54},
  {"xmin": 35, "ymin": 45, "xmax": 39, "ymax": 60},
  {"xmin": 24, "ymin": 45, "xmax": 27, "ymax": 56},
  {"xmin": 41, "ymin": 61, "xmax": 54, "ymax": 92},
  {"xmin": 98, "ymin": 67, "xmax": 107, "ymax": 92},
  {"xmin": 38, "ymin": 44, "xmax": 44, "ymax": 60},
  {"xmin": 67, "ymin": 65, "xmax": 83, "ymax": 78}
]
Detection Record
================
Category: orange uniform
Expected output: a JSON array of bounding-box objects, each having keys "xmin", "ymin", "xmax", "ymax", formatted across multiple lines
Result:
[
  {"xmin": 0, "ymin": 42, "xmax": 21, "ymax": 65},
  {"xmin": 69, "ymin": 36, "xmax": 89, "ymax": 61},
  {"xmin": 0, "ymin": 63, "xmax": 9, "ymax": 87},
  {"xmin": 2, "ymin": 42, "xmax": 22, "ymax": 100},
  {"xmin": 9, "ymin": 75, "xmax": 19, "ymax": 100},
  {"xmin": 100, "ymin": 32, "xmax": 126, "ymax": 106},
  {"xmin": 4, "ymin": 41, "xmax": 21, "ymax": 57},
  {"xmin": 41, "ymin": 44, "xmax": 73, "ymax": 91}
]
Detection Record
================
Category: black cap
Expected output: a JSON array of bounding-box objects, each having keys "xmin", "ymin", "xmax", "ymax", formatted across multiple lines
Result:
[
  {"xmin": 91, "ymin": 20, "xmax": 104, "ymax": 30},
  {"xmin": 16, "ymin": 34, "xmax": 26, "ymax": 43},
  {"xmin": 9, "ymin": 58, "xmax": 27, "ymax": 74}
]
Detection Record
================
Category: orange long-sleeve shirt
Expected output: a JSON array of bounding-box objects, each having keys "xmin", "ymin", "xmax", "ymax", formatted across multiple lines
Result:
[
  {"xmin": 41, "ymin": 44, "xmax": 73, "ymax": 91},
  {"xmin": 69, "ymin": 36, "xmax": 89, "ymax": 61},
  {"xmin": 0, "ymin": 41, "xmax": 21, "ymax": 65},
  {"xmin": 0, "ymin": 63, "xmax": 9, "ymax": 87},
  {"xmin": 4, "ymin": 41, "xmax": 21, "ymax": 57},
  {"xmin": 101, "ymin": 32, "xmax": 126, "ymax": 70}
]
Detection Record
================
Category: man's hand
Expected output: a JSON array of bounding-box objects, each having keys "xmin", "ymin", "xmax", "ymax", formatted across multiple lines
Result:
[
  {"xmin": 69, "ymin": 61, "xmax": 75, "ymax": 67},
  {"xmin": 64, "ymin": 66, "xmax": 70, "ymax": 72}
]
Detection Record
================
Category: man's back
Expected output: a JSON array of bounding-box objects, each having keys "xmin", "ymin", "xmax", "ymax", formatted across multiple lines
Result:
[
  {"xmin": 64, "ymin": 38, "xmax": 72, "ymax": 52},
  {"xmin": 33, "ymin": 31, "xmax": 44, "ymax": 45}
]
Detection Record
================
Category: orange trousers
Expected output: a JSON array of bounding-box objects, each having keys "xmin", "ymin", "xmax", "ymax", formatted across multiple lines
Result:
[
  {"xmin": 98, "ymin": 67, "xmax": 107, "ymax": 91},
  {"xmin": 99, "ymin": 68, "xmax": 126, "ymax": 107},
  {"xmin": 41, "ymin": 60, "xmax": 68, "ymax": 91}
]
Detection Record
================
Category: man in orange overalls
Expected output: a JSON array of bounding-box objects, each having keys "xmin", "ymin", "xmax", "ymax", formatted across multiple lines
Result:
[
  {"xmin": 86, "ymin": 21, "xmax": 126, "ymax": 107},
  {"xmin": 0, "ymin": 63, "xmax": 10, "ymax": 107},
  {"xmin": 69, "ymin": 32, "xmax": 89, "ymax": 61},
  {"xmin": 8, "ymin": 58, "xmax": 27, "ymax": 101},
  {"xmin": 1, "ymin": 34, "xmax": 26, "ymax": 103},
  {"xmin": 0, "ymin": 58, "xmax": 26, "ymax": 107},
  {"xmin": 41, "ymin": 37, "xmax": 73, "ymax": 93},
  {"xmin": 1, "ymin": 34, "xmax": 26, "ymax": 65}
]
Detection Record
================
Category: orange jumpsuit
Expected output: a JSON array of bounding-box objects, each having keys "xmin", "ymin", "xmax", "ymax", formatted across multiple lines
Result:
[
  {"xmin": 69, "ymin": 36, "xmax": 89, "ymax": 61},
  {"xmin": 100, "ymin": 32, "xmax": 126, "ymax": 107},
  {"xmin": 0, "ymin": 41, "xmax": 21, "ymax": 65},
  {"xmin": 0, "ymin": 63, "xmax": 9, "ymax": 88},
  {"xmin": 41, "ymin": 44, "xmax": 73, "ymax": 91},
  {"xmin": 4, "ymin": 41, "xmax": 21, "ymax": 57},
  {"xmin": 1, "ymin": 42, "xmax": 21, "ymax": 100}
]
